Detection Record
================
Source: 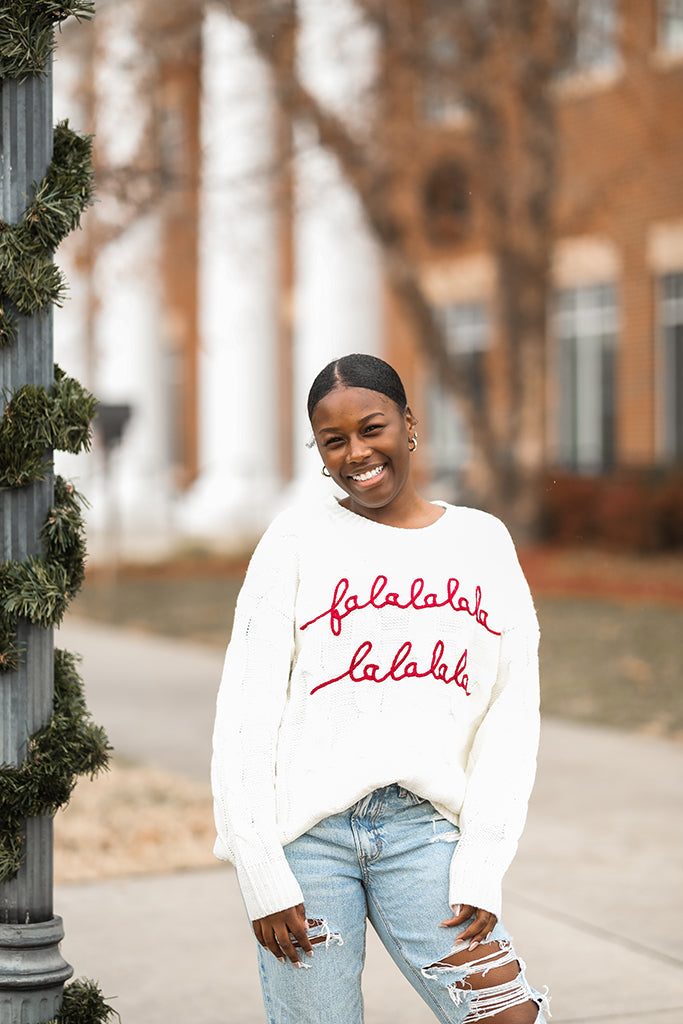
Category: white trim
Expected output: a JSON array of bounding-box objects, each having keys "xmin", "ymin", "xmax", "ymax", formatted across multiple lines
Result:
[
  {"xmin": 553, "ymin": 63, "xmax": 622, "ymax": 98},
  {"xmin": 651, "ymin": 47, "xmax": 683, "ymax": 68},
  {"xmin": 552, "ymin": 236, "xmax": 620, "ymax": 288},
  {"xmin": 647, "ymin": 220, "xmax": 683, "ymax": 273},
  {"xmin": 420, "ymin": 254, "xmax": 495, "ymax": 305}
]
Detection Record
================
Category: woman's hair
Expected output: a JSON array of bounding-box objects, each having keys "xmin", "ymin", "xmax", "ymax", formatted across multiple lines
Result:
[{"xmin": 307, "ymin": 353, "xmax": 408, "ymax": 420}]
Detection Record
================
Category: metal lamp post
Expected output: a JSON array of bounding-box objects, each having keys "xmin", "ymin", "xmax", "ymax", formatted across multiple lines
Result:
[{"xmin": 0, "ymin": 66, "xmax": 74, "ymax": 1022}]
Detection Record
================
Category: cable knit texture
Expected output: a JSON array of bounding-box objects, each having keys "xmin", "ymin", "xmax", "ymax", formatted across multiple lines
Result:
[{"xmin": 211, "ymin": 496, "xmax": 540, "ymax": 922}]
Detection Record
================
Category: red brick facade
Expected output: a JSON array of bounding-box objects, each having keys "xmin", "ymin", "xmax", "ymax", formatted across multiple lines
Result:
[{"xmin": 382, "ymin": 1, "xmax": 683, "ymax": 478}]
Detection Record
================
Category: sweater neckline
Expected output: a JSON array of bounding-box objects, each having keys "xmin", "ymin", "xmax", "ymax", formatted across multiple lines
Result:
[{"xmin": 326, "ymin": 495, "xmax": 450, "ymax": 533}]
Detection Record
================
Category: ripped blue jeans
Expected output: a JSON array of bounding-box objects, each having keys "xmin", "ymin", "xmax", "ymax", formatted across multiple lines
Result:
[{"xmin": 256, "ymin": 785, "xmax": 550, "ymax": 1024}]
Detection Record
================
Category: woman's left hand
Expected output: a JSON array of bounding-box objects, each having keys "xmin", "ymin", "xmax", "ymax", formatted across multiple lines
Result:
[{"xmin": 440, "ymin": 904, "xmax": 497, "ymax": 948}]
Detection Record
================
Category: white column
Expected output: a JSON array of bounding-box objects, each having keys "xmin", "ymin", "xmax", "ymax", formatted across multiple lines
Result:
[
  {"xmin": 55, "ymin": 0, "xmax": 175, "ymax": 559},
  {"xmin": 178, "ymin": 6, "xmax": 280, "ymax": 539},
  {"xmin": 53, "ymin": 25, "xmax": 97, "ymax": 517},
  {"xmin": 290, "ymin": 0, "xmax": 382, "ymax": 496}
]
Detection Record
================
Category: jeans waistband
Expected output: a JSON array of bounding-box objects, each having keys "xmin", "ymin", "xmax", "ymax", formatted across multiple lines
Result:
[{"xmin": 350, "ymin": 784, "xmax": 425, "ymax": 820}]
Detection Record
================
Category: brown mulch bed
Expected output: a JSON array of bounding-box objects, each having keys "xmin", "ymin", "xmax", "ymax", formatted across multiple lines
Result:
[
  {"xmin": 54, "ymin": 761, "xmax": 217, "ymax": 884},
  {"xmin": 519, "ymin": 546, "xmax": 683, "ymax": 607},
  {"xmin": 85, "ymin": 544, "xmax": 683, "ymax": 607}
]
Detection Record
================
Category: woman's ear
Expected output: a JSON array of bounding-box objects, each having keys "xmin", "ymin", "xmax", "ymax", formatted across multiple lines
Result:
[{"xmin": 405, "ymin": 406, "xmax": 418, "ymax": 433}]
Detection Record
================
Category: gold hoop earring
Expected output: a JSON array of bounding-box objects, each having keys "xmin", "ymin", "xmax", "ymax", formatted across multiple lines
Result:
[
  {"xmin": 321, "ymin": 465, "xmax": 331, "ymax": 477},
  {"xmin": 408, "ymin": 433, "xmax": 418, "ymax": 452}
]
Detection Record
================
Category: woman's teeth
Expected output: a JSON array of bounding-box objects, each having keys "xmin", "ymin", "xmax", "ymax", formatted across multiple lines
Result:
[{"xmin": 351, "ymin": 464, "xmax": 385, "ymax": 482}]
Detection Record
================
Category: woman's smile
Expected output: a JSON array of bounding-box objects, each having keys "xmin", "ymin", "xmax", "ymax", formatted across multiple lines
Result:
[{"xmin": 348, "ymin": 462, "xmax": 387, "ymax": 485}]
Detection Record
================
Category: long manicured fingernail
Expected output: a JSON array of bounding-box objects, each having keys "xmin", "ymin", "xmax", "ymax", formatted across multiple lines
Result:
[
  {"xmin": 278, "ymin": 957, "xmax": 285, "ymax": 964},
  {"xmin": 485, "ymin": 931, "xmax": 493, "ymax": 942},
  {"xmin": 468, "ymin": 940, "xmax": 480, "ymax": 951},
  {"xmin": 306, "ymin": 950, "xmax": 314, "ymax": 958}
]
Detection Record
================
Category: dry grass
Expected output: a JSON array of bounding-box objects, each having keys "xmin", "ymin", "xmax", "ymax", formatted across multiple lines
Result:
[
  {"xmin": 537, "ymin": 596, "xmax": 683, "ymax": 738},
  {"xmin": 54, "ymin": 760, "xmax": 217, "ymax": 884}
]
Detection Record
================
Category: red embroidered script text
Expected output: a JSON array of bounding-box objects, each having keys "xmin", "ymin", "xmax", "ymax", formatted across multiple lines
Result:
[
  {"xmin": 310, "ymin": 640, "xmax": 469, "ymax": 696},
  {"xmin": 301, "ymin": 575, "xmax": 500, "ymax": 637},
  {"xmin": 303, "ymin": 574, "xmax": 498, "ymax": 697}
]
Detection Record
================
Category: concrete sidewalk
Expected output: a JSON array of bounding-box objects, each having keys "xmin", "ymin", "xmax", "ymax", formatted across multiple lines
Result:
[{"xmin": 55, "ymin": 618, "xmax": 683, "ymax": 1024}]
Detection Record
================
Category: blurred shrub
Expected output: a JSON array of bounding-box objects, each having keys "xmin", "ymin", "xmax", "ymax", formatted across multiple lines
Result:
[{"xmin": 541, "ymin": 469, "xmax": 683, "ymax": 551}]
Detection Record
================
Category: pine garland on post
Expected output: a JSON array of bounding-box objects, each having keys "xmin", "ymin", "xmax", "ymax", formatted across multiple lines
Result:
[
  {"xmin": 49, "ymin": 979, "xmax": 119, "ymax": 1024},
  {"xmin": 0, "ymin": 2, "xmax": 95, "ymax": 81},
  {"xmin": 1, "ymin": 2, "xmax": 118, "ymax": 1021},
  {"xmin": 0, "ymin": 122, "xmax": 95, "ymax": 349},
  {"xmin": 0, "ymin": 364, "xmax": 98, "ymax": 487},
  {"xmin": 0, "ymin": 476, "xmax": 92, "ymax": 673},
  {"xmin": 0, "ymin": 648, "xmax": 111, "ymax": 882}
]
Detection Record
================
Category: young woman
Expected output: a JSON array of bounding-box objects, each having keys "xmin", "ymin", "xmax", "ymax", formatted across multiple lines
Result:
[{"xmin": 211, "ymin": 354, "xmax": 550, "ymax": 1024}]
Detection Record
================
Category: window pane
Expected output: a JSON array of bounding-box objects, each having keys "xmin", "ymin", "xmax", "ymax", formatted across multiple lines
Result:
[
  {"xmin": 428, "ymin": 302, "xmax": 490, "ymax": 481},
  {"xmin": 572, "ymin": 0, "xmax": 618, "ymax": 71},
  {"xmin": 555, "ymin": 282, "xmax": 618, "ymax": 472},
  {"xmin": 661, "ymin": 272, "xmax": 683, "ymax": 462},
  {"xmin": 659, "ymin": 0, "xmax": 683, "ymax": 52},
  {"xmin": 442, "ymin": 302, "xmax": 489, "ymax": 354},
  {"xmin": 421, "ymin": 1, "xmax": 464, "ymax": 122}
]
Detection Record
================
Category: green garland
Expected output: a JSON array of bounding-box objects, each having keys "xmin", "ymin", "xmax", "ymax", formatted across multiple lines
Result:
[
  {"xmin": 0, "ymin": 475, "xmax": 88, "ymax": 671},
  {"xmin": 0, "ymin": 121, "xmax": 95, "ymax": 349},
  {"xmin": 0, "ymin": 648, "xmax": 112, "ymax": 882},
  {"xmin": 0, "ymin": 476, "xmax": 109, "ymax": 884},
  {"xmin": 0, "ymin": 2, "xmax": 95, "ymax": 82},
  {"xmin": 0, "ymin": 364, "xmax": 98, "ymax": 489},
  {"xmin": 49, "ymin": 980, "xmax": 119, "ymax": 1024}
]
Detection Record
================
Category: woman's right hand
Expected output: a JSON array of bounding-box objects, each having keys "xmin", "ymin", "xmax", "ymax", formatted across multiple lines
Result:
[{"xmin": 252, "ymin": 903, "xmax": 314, "ymax": 965}]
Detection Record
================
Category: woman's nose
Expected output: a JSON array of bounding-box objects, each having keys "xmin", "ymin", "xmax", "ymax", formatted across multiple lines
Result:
[{"xmin": 347, "ymin": 435, "xmax": 371, "ymax": 462}]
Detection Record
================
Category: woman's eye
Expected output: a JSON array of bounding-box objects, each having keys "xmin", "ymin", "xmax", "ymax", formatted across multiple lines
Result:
[
  {"xmin": 324, "ymin": 437, "xmax": 344, "ymax": 447},
  {"xmin": 364, "ymin": 424, "xmax": 382, "ymax": 434}
]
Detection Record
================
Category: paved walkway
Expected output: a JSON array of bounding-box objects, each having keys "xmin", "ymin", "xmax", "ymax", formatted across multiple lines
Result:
[{"xmin": 55, "ymin": 618, "xmax": 683, "ymax": 1024}]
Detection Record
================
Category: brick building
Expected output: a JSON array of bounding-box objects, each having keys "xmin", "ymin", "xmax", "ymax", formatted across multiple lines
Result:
[{"xmin": 380, "ymin": 0, "xmax": 683, "ymax": 491}]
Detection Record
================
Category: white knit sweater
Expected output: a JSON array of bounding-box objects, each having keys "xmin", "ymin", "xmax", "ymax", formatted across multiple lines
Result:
[{"xmin": 211, "ymin": 496, "xmax": 540, "ymax": 922}]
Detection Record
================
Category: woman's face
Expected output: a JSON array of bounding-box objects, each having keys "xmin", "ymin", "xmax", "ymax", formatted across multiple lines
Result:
[{"xmin": 311, "ymin": 386, "xmax": 417, "ymax": 521}]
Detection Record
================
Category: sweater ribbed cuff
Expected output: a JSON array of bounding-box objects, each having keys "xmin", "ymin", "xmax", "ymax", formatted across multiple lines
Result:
[
  {"xmin": 448, "ymin": 837, "xmax": 518, "ymax": 921},
  {"xmin": 236, "ymin": 856, "xmax": 304, "ymax": 922}
]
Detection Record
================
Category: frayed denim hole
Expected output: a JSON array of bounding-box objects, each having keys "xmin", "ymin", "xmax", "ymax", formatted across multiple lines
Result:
[
  {"xmin": 428, "ymin": 813, "xmax": 460, "ymax": 843},
  {"xmin": 293, "ymin": 917, "xmax": 344, "ymax": 951},
  {"xmin": 421, "ymin": 940, "xmax": 550, "ymax": 1022}
]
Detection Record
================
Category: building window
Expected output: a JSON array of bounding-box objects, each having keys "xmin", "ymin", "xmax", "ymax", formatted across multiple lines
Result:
[
  {"xmin": 421, "ymin": 0, "xmax": 464, "ymax": 123},
  {"xmin": 555, "ymin": 283, "xmax": 618, "ymax": 472},
  {"xmin": 660, "ymin": 272, "xmax": 683, "ymax": 462},
  {"xmin": 568, "ymin": 0, "xmax": 618, "ymax": 73},
  {"xmin": 658, "ymin": 0, "xmax": 683, "ymax": 53},
  {"xmin": 428, "ymin": 303, "xmax": 489, "ymax": 479},
  {"xmin": 422, "ymin": 162, "xmax": 470, "ymax": 246}
]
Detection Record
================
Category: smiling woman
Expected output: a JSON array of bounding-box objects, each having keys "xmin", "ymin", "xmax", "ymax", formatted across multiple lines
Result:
[
  {"xmin": 309, "ymin": 353, "xmax": 440, "ymax": 528},
  {"xmin": 211, "ymin": 353, "xmax": 550, "ymax": 1024},
  {"xmin": 313, "ymin": 387, "xmax": 427, "ymax": 525}
]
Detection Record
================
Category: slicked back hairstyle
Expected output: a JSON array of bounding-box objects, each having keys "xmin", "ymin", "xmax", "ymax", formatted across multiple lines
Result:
[{"xmin": 307, "ymin": 353, "xmax": 408, "ymax": 421}]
